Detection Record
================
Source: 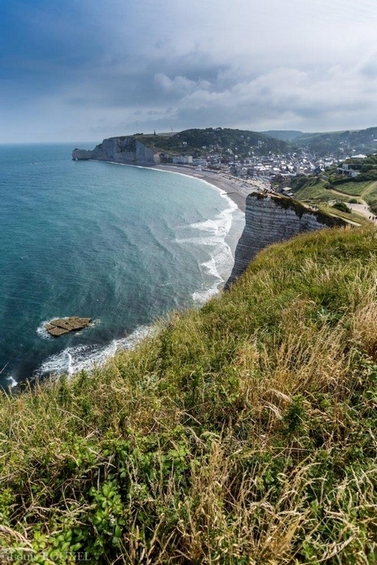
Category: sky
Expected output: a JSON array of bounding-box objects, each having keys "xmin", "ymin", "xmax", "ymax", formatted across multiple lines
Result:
[{"xmin": 1, "ymin": 0, "xmax": 377, "ymax": 143}]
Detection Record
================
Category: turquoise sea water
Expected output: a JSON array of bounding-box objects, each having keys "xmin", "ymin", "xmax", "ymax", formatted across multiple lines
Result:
[{"xmin": 0, "ymin": 144, "xmax": 244, "ymax": 389}]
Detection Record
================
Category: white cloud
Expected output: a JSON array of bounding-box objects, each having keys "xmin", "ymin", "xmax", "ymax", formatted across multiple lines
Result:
[{"xmin": 1, "ymin": 0, "xmax": 377, "ymax": 141}]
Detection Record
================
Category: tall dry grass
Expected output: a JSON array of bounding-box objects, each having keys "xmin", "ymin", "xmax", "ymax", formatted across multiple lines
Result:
[{"xmin": 0, "ymin": 226, "xmax": 376, "ymax": 563}]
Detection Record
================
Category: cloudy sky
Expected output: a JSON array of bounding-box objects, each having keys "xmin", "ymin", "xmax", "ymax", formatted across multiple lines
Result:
[{"xmin": 1, "ymin": 0, "xmax": 377, "ymax": 143}]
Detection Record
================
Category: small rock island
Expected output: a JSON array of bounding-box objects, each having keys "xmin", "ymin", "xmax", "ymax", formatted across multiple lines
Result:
[{"xmin": 45, "ymin": 317, "xmax": 92, "ymax": 337}]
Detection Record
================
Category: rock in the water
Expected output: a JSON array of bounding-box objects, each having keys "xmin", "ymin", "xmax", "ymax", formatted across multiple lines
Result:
[{"xmin": 45, "ymin": 317, "xmax": 92, "ymax": 337}]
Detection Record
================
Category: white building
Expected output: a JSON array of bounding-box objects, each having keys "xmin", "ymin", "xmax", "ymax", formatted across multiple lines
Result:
[{"xmin": 172, "ymin": 155, "xmax": 193, "ymax": 165}]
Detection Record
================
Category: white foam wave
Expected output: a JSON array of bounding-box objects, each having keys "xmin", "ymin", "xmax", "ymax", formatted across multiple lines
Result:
[
  {"xmin": 35, "ymin": 325, "xmax": 154, "ymax": 379},
  {"xmin": 192, "ymin": 286, "xmax": 220, "ymax": 304},
  {"xmin": 113, "ymin": 165, "xmax": 240, "ymax": 306},
  {"xmin": 6, "ymin": 375, "xmax": 18, "ymax": 388},
  {"xmin": 36, "ymin": 320, "xmax": 55, "ymax": 340},
  {"xmin": 176, "ymin": 198, "xmax": 238, "ymax": 304}
]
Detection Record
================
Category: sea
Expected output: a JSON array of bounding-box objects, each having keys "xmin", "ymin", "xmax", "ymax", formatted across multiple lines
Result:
[{"xmin": 0, "ymin": 143, "xmax": 244, "ymax": 390}]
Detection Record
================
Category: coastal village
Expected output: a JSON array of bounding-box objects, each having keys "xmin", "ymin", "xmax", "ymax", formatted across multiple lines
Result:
[
  {"xmin": 155, "ymin": 133, "xmax": 377, "ymax": 222},
  {"xmin": 165, "ymin": 146, "xmax": 360, "ymax": 188},
  {"xmin": 158, "ymin": 126, "xmax": 377, "ymax": 186},
  {"xmin": 162, "ymin": 146, "xmax": 369, "ymax": 203},
  {"xmin": 73, "ymin": 128, "xmax": 377, "ymax": 220}
]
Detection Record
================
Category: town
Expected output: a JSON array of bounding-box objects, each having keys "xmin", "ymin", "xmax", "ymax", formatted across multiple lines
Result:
[{"xmin": 162, "ymin": 145, "xmax": 367, "ymax": 193}]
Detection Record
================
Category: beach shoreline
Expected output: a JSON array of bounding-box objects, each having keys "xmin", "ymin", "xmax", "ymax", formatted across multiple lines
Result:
[{"xmin": 154, "ymin": 164, "xmax": 270, "ymax": 213}]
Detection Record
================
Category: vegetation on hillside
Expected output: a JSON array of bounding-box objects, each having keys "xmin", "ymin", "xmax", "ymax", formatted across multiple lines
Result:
[
  {"xmin": 1, "ymin": 227, "xmax": 377, "ymax": 563},
  {"xmin": 292, "ymin": 127, "xmax": 377, "ymax": 157},
  {"xmin": 109, "ymin": 126, "xmax": 377, "ymax": 160},
  {"xmin": 261, "ymin": 130, "xmax": 304, "ymax": 142},
  {"xmin": 290, "ymin": 155, "xmax": 377, "ymax": 216},
  {"xmin": 327, "ymin": 154, "xmax": 377, "ymax": 187},
  {"xmin": 331, "ymin": 201, "xmax": 351, "ymax": 214},
  {"xmin": 133, "ymin": 128, "xmax": 291, "ymax": 158}
]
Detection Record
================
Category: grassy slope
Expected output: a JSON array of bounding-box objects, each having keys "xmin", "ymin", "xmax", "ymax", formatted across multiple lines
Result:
[
  {"xmin": 292, "ymin": 178, "xmax": 364, "ymax": 203},
  {"xmin": 292, "ymin": 179, "xmax": 336, "ymax": 202},
  {"xmin": 290, "ymin": 177, "xmax": 376, "ymax": 224},
  {"xmin": 330, "ymin": 181, "xmax": 372, "ymax": 197},
  {"xmin": 1, "ymin": 227, "xmax": 377, "ymax": 564},
  {"xmin": 324, "ymin": 180, "xmax": 377, "ymax": 215},
  {"xmin": 363, "ymin": 181, "xmax": 377, "ymax": 214}
]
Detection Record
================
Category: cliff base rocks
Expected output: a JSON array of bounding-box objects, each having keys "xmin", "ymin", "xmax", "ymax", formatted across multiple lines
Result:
[{"xmin": 45, "ymin": 317, "xmax": 92, "ymax": 337}]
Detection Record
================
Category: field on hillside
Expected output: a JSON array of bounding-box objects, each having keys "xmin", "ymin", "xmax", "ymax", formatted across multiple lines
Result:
[
  {"xmin": 330, "ymin": 180, "xmax": 372, "ymax": 197},
  {"xmin": 1, "ymin": 227, "xmax": 377, "ymax": 564},
  {"xmin": 291, "ymin": 178, "xmax": 348, "ymax": 202},
  {"xmin": 290, "ymin": 175, "xmax": 377, "ymax": 222}
]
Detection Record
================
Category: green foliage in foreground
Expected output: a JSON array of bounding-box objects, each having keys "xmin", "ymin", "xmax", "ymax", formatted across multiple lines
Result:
[{"xmin": 1, "ymin": 227, "xmax": 377, "ymax": 564}]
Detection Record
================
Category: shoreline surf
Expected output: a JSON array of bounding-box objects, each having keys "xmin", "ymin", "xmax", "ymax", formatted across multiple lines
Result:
[
  {"xmin": 154, "ymin": 164, "xmax": 270, "ymax": 212},
  {"xmin": 37, "ymin": 167, "xmax": 245, "ymax": 380},
  {"xmin": 1, "ymin": 155, "xmax": 246, "ymax": 388}
]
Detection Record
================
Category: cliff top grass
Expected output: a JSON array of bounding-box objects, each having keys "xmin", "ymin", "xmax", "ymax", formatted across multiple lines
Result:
[{"xmin": 1, "ymin": 227, "xmax": 377, "ymax": 564}]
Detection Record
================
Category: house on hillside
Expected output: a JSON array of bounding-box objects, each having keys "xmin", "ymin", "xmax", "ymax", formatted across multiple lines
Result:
[{"xmin": 336, "ymin": 163, "xmax": 360, "ymax": 178}]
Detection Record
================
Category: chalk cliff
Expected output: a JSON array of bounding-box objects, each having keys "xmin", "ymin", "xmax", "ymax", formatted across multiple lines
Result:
[
  {"xmin": 226, "ymin": 192, "xmax": 347, "ymax": 288},
  {"xmin": 72, "ymin": 137, "xmax": 160, "ymax": 166}
]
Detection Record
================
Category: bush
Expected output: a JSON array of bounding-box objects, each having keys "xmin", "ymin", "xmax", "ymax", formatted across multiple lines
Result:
[{"xmin": 331, "ymin": 201, "xmax": 351, "ymax": 213}]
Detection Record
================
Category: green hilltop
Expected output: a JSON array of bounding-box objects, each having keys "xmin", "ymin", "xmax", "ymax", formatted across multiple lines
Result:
[
  {"xmin": 132, "ymin": 127, "xmax": 291, "ymax": 157},
  {"xmin": 102, "ymin": 126, "xmax": 377, "ymax": 159},
  {"xmin": 1, "ymin": 226, "xmax": 377, "ymax": 563},
  {"xmin": 294, "ymin": 127, "xmax": 377, "ymax": 156},
  {"xmin": 265, "ymin": 127, "xmax": 377, "ymax": 156},
  {"xmin": 114, "ymin": 127, "xmax": 377, "ymax": 159}
]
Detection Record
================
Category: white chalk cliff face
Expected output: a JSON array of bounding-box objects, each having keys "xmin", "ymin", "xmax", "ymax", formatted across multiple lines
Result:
[
  {"xmin": 72, "ymin": 137, "xmax": 160, "ymax": 166},
  {"xmin": 226, "ymin": 193, "xmax": 347, "ymax": 288}
]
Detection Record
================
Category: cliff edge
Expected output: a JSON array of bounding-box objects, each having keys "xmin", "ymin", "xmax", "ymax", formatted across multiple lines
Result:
[
  {"xmin": 72, "ymin": 136, "xmax": 161, "ymax": 166},
  {"xmin": 226, "ymin": 192, "xmax": 348, "ymax": 288}
]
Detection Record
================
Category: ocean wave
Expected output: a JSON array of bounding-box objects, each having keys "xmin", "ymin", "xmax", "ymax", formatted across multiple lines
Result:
[
  {"xmin": 192, "ymin": 286, "xmax": 221, "ymax": 304},
  {"xmin": 35, "ymin": 325, "xmax": 154, "ymax": 379},
  {"xmin": 6, "ymin": 375, "xmax": 18, "ymax": 388},
  {"xmin": 176, "ymin": 199, "xmax": 237, "ymax": 304},
  {"xmin": 36, "ymin": 320, "xmax": 55, "ymax": 341}
]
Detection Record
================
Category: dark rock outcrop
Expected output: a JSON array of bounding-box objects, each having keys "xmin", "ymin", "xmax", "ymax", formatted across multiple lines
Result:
[
  {"xmin": 226, "ymin": 192, "xmax": 348, "ymax": 288},
  {"xmin": 45, "ymin": 317, "xmax": 92, "ymax": 337}
]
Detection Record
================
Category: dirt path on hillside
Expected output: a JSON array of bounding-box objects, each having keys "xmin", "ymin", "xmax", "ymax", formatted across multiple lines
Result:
[{"xmin": 329, "ymin": 182, "xmax": 377, "ymax": 223}]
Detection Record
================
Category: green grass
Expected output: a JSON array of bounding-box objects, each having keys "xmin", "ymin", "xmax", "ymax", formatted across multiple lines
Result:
[
  {"xmin": 362, "ymin": 181, "xmax": 377, "ymax": 214},
  {"xmin": 317, "ymin": 204, "xmax": 369, "ymax": 226},
  {"xmin": 292, "ymin": 179, "xmax": 354, "ymax": 205},
  {"xmin": 329, "ymin": 180, "xmax": 372, "ymax": 197},
  {"xmin": 293, "ymin": 180, "xmax": 334, "ymax": 202},
  {"xmin": 1, "ymin": 227, "xmax": 377, "ymax": 564}
]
